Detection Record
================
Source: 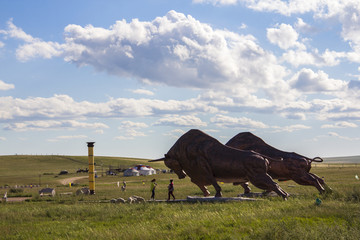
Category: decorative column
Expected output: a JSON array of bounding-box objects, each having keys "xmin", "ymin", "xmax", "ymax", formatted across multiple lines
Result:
[{"xmin": 87, "ymin": 142, "xmax": 95, "ymax": 195}]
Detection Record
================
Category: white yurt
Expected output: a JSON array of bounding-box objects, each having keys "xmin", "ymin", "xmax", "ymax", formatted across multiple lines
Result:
[
  {"xmin": 123, "ymin": 168, "xmax": 140, "ymax": 177},
  {"xmin": 138, "ymin": 166, "xmax": 156, "ymax": 176},
  {"xmin": 133, "ymin": 164, "xmax": 156, "ymax": 176}
]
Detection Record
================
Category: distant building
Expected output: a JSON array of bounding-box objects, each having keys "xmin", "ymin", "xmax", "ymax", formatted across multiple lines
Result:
[
  {"xmin": 123, "ymin": 168, "xmax": 140, "ymax": 177},
  {"xmin": 39, "ymin": 188, "xmax": 55, "ymax": 197},
  {"xmin": 134, "ymin": 164, "xmax": 156, "ymax": 176}
]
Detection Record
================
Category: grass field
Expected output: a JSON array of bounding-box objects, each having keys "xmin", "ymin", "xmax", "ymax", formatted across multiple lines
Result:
[{"xmin": 1, "ymin": 155, "xmax": 360, "ymax": 239}]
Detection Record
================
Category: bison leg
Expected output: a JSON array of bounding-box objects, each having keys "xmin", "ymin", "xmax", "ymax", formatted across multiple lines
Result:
[
  {"xmin": 308, "ymin": 173, "xmax": 332, "ymax": 193},
  {"xmin": 192, "ymin": 181, "xmax": 211, "ymax": 197},
  {"xmin": 204, "ymin": 177, "xmax": 222, "ymax": 197},
  {"xmin": 291, "ymin": 172, "xmax": 325, "ymax": 194},
  {"xmin": 195, "ymin": 156, "xmax": 222, "ymax": 197},
  {"xmin": 249, "ymin": 174, "xmax": 289, "ymax": 200},
  {"xmin": 213, "ymin": 182, "xmax": 222, "ymax": 198},
  {"xmin": 240, "ymin": 182, "xmax": 251, "ymax": 194},
  {"xmin": 233, "ymin": 182, "xmax": 251, "ymax": 195}
]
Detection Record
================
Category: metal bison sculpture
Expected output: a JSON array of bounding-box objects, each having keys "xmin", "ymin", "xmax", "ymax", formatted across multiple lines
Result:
[
  {"xmin": 150, "ymin": 129, "xmax": 289, "ymax": 199},
  {"xmin": 226, "ymin": 132, "xmax": 330, "ymax": 194}
]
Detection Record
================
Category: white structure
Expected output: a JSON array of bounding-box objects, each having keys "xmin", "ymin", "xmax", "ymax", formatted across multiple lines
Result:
[
  {"xmin": 123, "ymin": 168, "xmax": 140, "ymax": 177},
  {"xmin": 39, "ymin": 188, "xmax": 56, "ymax": 197},
  {"xmin": 133, "ymin": 164, "xmax": 156, "ymax": 175},
  {"xmin": 76, "ymin": 187, "xmax": 90, "ymax": 195},
  {"xmin": 138, "ymin": 166, "xmax": 156, "ymax": 176}
]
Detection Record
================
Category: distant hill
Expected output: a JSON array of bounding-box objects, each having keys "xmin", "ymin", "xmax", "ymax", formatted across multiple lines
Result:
[
  {"xmin": 324, "ymin": 155, "xmax": 360, "ymax": 163},
  {"xmin": 0, "ymin": 155, "xmax": 164, "ymax": 186}
]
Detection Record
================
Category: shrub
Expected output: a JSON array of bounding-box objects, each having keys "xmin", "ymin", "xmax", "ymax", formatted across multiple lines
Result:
[
  {"xmin": 9, "ymin": 188, "xmax": 24, "ymax": 193},
  {"xmin": 346, "ymin": 187, "xmax": 360, "ymax": 202}
]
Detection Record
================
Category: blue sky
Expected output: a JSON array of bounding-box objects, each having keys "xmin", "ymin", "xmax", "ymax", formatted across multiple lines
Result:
[{"xmin": 1, "ymin": 0, "xmax": 360, "ymax": 158}]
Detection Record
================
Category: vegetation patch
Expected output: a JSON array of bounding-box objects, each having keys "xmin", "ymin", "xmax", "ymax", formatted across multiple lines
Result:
[{"xmin": 0, "ymin": 155, "xmax": 359, "ymax": 239}]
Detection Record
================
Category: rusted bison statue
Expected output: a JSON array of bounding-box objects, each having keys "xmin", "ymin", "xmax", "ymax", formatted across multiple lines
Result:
[
  {"xmin": 226, "ymin": 132, "xmax": 330, "ymax": 194},
  {"xmin": 150, "ymin": 129, "xmax": 289, "ymax": 199}
]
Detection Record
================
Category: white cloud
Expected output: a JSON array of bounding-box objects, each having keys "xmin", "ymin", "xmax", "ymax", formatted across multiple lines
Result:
[
  {"xmin": 4, "ymin": 11, "xmax": 288, "ymax": 99},
  {"xmin": 1, "ymin": 91, "xmax": 359, "ymax": 132},
  {"xmin": 0, "ymin": 41, "xmax": 4, "ymax": 48},
  {"xmin": 4, "ymin": 120, "xmax": 108, "ymax": 131},
  {"xmin": 192, "ymin": 0, "xmax": 238, "ymax": 5},
  {"xmin": 310, "ymin": 98, "xmax": 360, "ymax": 120},
  {"xmin": 239, "ymin": 23, "xmax": 247, "ymax": 29},
  {"xmin": 321, "ymin": 121, "xmax": 358, "ymax": 128},
  {"xmin": 132, "ymin": 89, "xmax": 154, "ymax": 96},
  {"xmin": 0, "ymin": 136, "xmax": 6, "ymax": 141},
  {"xmin": 267, "ymin": 23, "xmax": 305, "ymax": 50},
  {"xmin": 282, "ymin": 112, "xmax": 306, "ymax": 120},
  {"xmin": 282, "ymin": 49, "xmax": 346, "ymax": 67},
  {"xmin": 116, "ymin": 120, "xmax": 149, "ymax": 140},
  {"xmin": 242, "ymin": 0, "xmax": 321, "ymax": 16},
  {"xmin": 48, "ymin": 135, "xmax": 88, "ymax": 142},
  {"xmin": 272, "ymin": 124, "xmax": 311, "ymax": 132},
  {"xmin": 16, "ymin": 41, "xmax": 63, "ymax": 61},
  {"xmin": 193, "ymin": 1, "xmax": 360, "ymax": 64},
  {"xmin": 290, "ymin": 68, "xmax": 347, "ymax": 92},
  {"xmin": 294, "ymin": 18, "xmax": 317, "ymax": 34},
  {"xmin": 115, "ymin": 128, "xmax": 147, "ymax": 140},
  {"xmin": 154, "ymin": 114, "xmax": 207, "ymax": 127},
  {"xmin": 210, "ymin": 114, "xmax": 268, "ymax": 129},
  {"xmin": 119, "ymin": 120, "xmax": 149, "ymax": 129},
  {"xmin": 328, "ymin": 131, "xmax": 360, "ymax": 141},
  {"xmin": 95, "ymin": 129, "xmax": 104, "ymax": 134},
  {"xmin": 2, "ymin": 19, "xmax": 36, "ymax": 42},
  {"xmin": 0, "ymin": 94, "xmax": 218, "ymax": 122},
  {"xmin": 55, "ymin": 135, "xmax": 88, "ymax": 140},
  {"xmin": 163, "ymin": 129, "xmax": 186, "ymax": 139},
  {"xmin": 0, "ymin": 80, "xmax": 14, "ymax": 90},
  {"xmin": 0, "ymin": 19, "xmax": 63, "ymax": 61}
]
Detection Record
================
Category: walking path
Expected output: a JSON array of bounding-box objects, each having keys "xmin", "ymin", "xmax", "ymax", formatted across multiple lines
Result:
[{"xmin": 59, "ymin": 176, "xmax": 87, "ymax": 185}]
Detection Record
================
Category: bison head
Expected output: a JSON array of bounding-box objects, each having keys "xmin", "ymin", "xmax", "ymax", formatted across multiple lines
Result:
[
  {"xmin": 149, "ymin": 154, "xmax": 187, "ymax": 179},
  {"xmin": 164, "ymin": 154, "xmax": 187, "ymax": 179}
]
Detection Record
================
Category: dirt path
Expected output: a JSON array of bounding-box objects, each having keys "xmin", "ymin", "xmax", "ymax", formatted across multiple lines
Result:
[
  {"xmin": 59, "ymin": 176, "xmax": 87, "ymax": 185},
  {"xmin": 4, "ymin": 197, "xmax": 32, "ymax": 202}
]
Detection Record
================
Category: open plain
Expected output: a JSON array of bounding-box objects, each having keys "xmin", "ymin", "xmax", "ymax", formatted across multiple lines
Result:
[{"xmin": 0, "ymin": 155, "xmax": 360, "ymax": 239}]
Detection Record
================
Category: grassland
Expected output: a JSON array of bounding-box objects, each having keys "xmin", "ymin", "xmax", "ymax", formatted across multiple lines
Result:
[{"xmin": 0, "ymin": 155, "xmax": 360, "ymax": 239}]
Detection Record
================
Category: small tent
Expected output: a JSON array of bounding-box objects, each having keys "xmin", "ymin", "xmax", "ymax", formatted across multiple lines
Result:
[
  {"xmin": 138, "ymin": 166, "xmax": 156, "ymax": 176},
  {"xmin": 123, "ymin": 168, "xmax": 140, "ymax": 177},
  {"xmin": 76, "ymin": 187, "xmax": 90, "ymax": 195},
  {"xmin": 39, "ymin": 188, "xmax": 56, "ymax": 197}
]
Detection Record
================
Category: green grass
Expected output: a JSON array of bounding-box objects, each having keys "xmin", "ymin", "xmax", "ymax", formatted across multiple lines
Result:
[
  {"xmin": 0, "ymin": 155, "xmax": 160, "ymax": 186},
  {"xmin": 1, "ymin": 197, "xmax": 359, "ymax": 239},
  {"xmin": 1, "ymin": 155, "xmax": 360, "ymax": 239}
]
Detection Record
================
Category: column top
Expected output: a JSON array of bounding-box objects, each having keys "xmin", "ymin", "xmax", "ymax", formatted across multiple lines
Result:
[{"xmin": 87, "ymin": 142, "xmax": 95, "ymax": 147}]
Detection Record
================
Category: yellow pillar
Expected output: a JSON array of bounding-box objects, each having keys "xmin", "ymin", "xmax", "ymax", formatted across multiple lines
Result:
[{"xmin": 87, "ymin": 142, "xmax": 95, "ymax": 195}]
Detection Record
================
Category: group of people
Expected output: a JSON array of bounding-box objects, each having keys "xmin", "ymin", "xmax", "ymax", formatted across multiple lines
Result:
[{"xmin": 150, "ymin": 179, "xmax": 175, "ymax": 201}]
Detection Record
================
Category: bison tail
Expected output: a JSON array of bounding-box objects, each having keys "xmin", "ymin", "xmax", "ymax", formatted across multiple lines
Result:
[
  {"xmin": 310, "ymin": 157, "xmax": 323, "ymax": 163},
  {"xmin": 148, "ymin": 157, "xmax": 165, "ymax": 162}
]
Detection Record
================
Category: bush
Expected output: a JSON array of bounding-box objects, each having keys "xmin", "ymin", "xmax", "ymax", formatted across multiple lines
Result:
[
  {"xmin": 346, "ymin": 187, "xmax": 360, "ymax": 202},
  {"xmin": 9, "ymin": 188, "xmax": 24, "ymax": 193}
]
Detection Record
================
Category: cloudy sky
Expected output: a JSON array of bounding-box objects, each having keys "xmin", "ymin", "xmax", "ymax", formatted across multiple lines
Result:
[{"xmin": 1, "ymin": 0, "xmax": 360, "ymax": 158}]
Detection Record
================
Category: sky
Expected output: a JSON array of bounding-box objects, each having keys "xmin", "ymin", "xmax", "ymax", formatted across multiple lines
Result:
[{"xmin": 1, "ymin": 0, "xmax": 360, "ymax": 159}]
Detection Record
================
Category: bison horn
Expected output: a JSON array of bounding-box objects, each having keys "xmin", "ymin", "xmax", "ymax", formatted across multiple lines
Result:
[
  {"xmin": 311, "ymin": 157, "xmax": 323, "ymax": 163},
  {"xmin": 148, "ymin": 157, "xmax": 165, "ymax": 162}
]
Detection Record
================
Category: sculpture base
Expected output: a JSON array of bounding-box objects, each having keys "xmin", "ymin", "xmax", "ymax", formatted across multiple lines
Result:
[
  {"xmin": 186, "ymin": 196, "xmax": 259, "ymax": 202},
  {"xmin": 148, "ymin": 196, "xmax": 261, "ymax": 203},
  {"xmin": 237, "ymin": 191, "xmax": 278, "ymax": 198}
]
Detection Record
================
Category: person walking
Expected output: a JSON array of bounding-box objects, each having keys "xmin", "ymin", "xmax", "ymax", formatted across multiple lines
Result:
[
  {"xmin": 121, "ymin": 181, "xmax": 126, "ymax": 191},
  {"xmin": 167, "ymin": 179, "xmax": 175, "ymax": 201},
  {"xmin": 150, "ymin": 179, "xmax": 157, "ymax": 200}
]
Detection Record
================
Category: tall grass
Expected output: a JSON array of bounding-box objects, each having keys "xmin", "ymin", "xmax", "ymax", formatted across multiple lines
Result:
[
  {"xmin": 1, "ymin": 197, "xmax": 359, "ymax": 239},
  {"xmin": 1, "ymin": 155, "xmax": 360, "ymax": 239}
]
